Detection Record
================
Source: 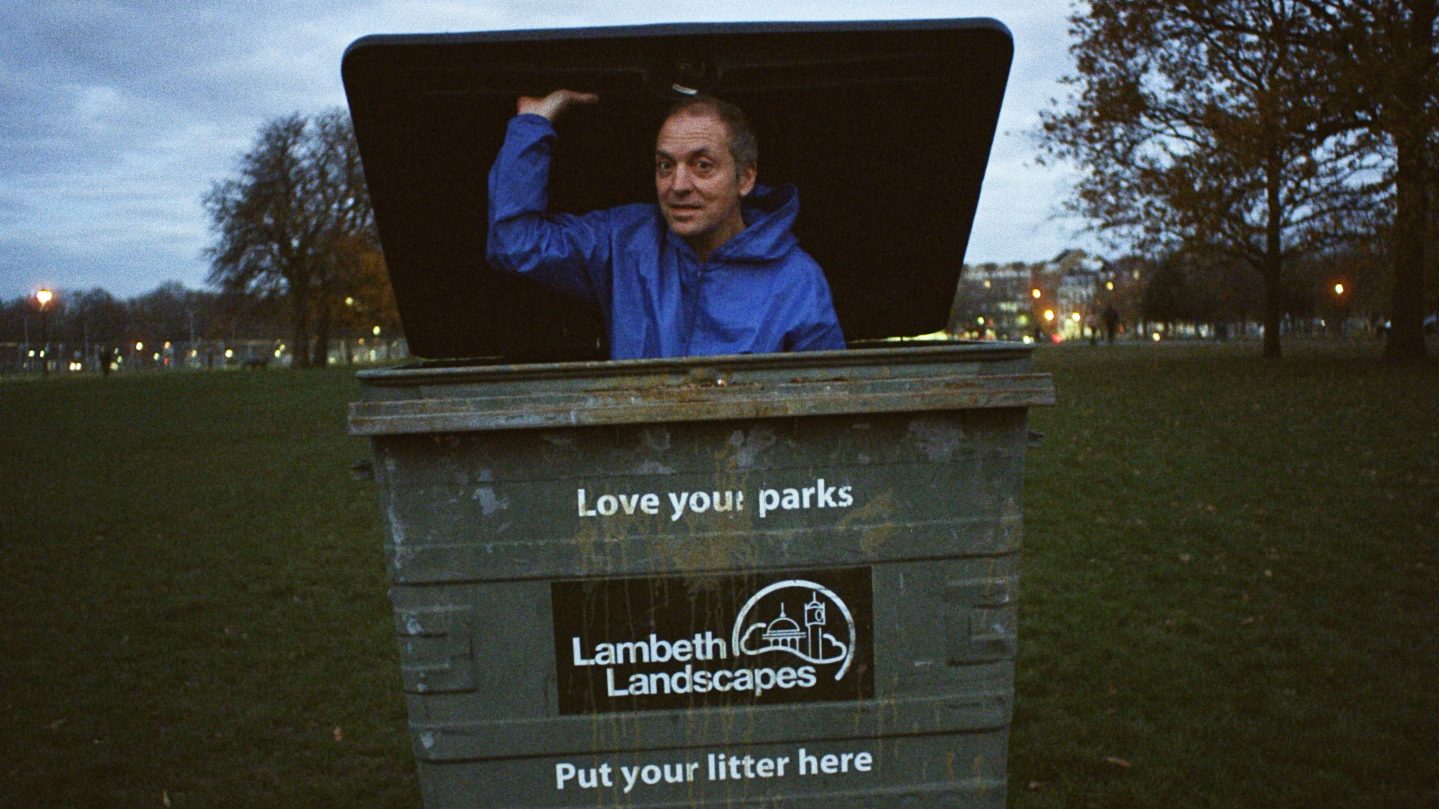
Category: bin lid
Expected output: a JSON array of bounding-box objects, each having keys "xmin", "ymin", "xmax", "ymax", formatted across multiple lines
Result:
[{"xmin": 342, "ymin": 19, "xmax": 1013, "ymax": 362}]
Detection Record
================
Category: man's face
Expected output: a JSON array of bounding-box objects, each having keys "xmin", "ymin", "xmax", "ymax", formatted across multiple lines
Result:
[{"xmin": 655, "ymin": 109, "xmax": 757, "ymax": 255}]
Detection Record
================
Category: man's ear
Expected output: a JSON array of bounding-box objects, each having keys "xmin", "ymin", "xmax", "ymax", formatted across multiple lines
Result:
[{"xmin": 739, "ymin": 164, "xmax": 757, "ymax": 197}]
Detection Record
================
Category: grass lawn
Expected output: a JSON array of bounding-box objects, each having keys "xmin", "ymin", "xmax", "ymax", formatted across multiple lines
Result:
[{"xmin": 1, "ymin": 339, "xmax": 1435, "ymax": 807}]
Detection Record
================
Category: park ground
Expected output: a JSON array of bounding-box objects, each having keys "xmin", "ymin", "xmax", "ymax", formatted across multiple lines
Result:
[{"xmin": 1, "ymin": 338, "xmax": 1436, "ymax": 808}]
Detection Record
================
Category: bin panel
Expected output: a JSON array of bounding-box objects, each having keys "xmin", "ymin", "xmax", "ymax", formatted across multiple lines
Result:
[
  {"xmin": 416, "ymin": 733, "xmax": 1011, "ymax": 808},
  {"xmin": 357, "ymin": 343, "xmax": 1048, "ymax": 807},
  {"xmin": 387, "ymin": 558, "xmax": 1017, "ymax": 757},
  {"xmin": 371, "ymin": 410, "xmax": 1027, "ymax": 583}
]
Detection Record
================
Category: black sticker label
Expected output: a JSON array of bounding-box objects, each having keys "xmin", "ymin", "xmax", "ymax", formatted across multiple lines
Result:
[{"xmin": 552, "ymin": 567, "xmax": 874, "ymax": 715}]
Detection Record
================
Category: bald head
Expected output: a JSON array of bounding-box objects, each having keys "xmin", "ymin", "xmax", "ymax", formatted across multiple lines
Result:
[{"xmin": 663, "ymin": 95, "xmax": 757, "ymax": 181}]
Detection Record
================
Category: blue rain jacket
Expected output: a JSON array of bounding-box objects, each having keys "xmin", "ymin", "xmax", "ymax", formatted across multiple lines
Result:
[{"xmin": 487, "ymin": 114, "xmax": 846, "ymax": 360}]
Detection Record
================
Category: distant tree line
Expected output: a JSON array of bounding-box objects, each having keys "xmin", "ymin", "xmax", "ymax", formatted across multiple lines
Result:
[
  {"xmin": 2, "ymin": 283, "xmax": 245, "ymax": 351},
  {"xmin": 3, "ymin": 108, "xmax": 401, "ymax": 369},
  {"xmin": 1039, "ymin": 0, "xmax": 1438, "ymax": 359},
  {"xmin": 957, "ymin": 242, "xmax": 1385, "ymax": 343},
  {"xmin": 1132, "ymin": 245, "xmax": 1388, "ymax": 334},
  {"xmin": 0, "ymin": 280, "xmax": 398, "ymax": 361}
]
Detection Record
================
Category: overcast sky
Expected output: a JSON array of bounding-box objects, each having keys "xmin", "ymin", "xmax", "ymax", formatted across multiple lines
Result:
[{"xmin": 1, "ymin": 0, "xmax": 1092, "ymax": 301}]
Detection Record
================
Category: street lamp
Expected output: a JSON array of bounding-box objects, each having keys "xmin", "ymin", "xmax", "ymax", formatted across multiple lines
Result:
[
  {"xmin": 34, "ymin": 288, "xmax": 53, "ymax": 376},
  {"xmin": 1332, "ymin": 282, "xmax": 1348, "ymax": 336}
]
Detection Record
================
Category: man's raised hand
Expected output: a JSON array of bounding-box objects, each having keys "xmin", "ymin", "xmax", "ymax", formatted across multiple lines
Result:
[{"xmin": 516, "ymin": 89, "xmax": 600, "ymax": 122}]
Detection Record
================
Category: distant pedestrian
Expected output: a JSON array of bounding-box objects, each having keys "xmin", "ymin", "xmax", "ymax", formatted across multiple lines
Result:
[{"xmin": 1103, "ymin": 305, "xmax": 1120, "ymax": 344}]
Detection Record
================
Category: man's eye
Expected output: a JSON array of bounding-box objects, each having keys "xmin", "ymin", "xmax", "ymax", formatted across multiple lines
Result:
[
  {"xmin": 695, "ymin": 161, "xmax": 714, "ymax": 174},
  {"xmin": 656, "ymin": 160, "xmax": 673, "ymax": 173}
]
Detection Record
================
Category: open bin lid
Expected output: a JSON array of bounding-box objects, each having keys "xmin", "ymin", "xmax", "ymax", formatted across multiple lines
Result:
[{"xmin": 342, "ymin": 19, "xmax": 1013, "ymax": 363}]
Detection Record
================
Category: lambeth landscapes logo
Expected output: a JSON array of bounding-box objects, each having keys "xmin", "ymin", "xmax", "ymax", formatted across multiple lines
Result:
[
  {"xmin": 733, "ymin": 580, "xmax": 856, "ymax": 680},
  {"xmin": 552, "ymin": 567, "xmax": 873, "ymax": 715}
]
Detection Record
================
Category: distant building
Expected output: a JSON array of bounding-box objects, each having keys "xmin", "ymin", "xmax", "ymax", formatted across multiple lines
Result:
[
  {"xmin": 948, "ymin": 261, "xmax": 1034, "ymax": 341},
  {"xmin": 1051, "ymin": 250, "xmax": 1111, "ymax": 341},
  {"xmin": 950, "ymin": 250, "xmax": 1114, "ymax": 342}
]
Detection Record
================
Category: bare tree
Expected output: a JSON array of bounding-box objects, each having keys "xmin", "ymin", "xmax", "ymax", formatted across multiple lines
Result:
[
  {"xmin": 1039, "ymin": 0, "xmax": 1383, "ymax": 357},
  {"xmin": 204, "ymin": 110, "xmax": 380, "ymax": 368}
]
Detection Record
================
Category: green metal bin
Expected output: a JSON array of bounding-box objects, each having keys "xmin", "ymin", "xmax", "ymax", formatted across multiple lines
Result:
[{"xmin": 343, "ymin": 19, "xmax": 1055, "ymax": 807}]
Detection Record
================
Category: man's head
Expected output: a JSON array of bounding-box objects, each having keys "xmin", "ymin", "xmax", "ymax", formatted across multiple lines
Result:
[{"xmin": 654, "ymin": 96, "xmax": 758, "ymax": 260}]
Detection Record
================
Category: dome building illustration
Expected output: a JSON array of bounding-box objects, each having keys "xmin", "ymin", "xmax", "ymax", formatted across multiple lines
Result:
[
  {"xmin": 760, "ymin": 604, "xmax": 805, "ymax": 652},
  {"xmin": 733, "ymin": 580, "xmax": 854, "ymax": 676}
]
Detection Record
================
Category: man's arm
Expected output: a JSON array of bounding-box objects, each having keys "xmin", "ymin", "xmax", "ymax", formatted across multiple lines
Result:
[
  {"xmin": 486, "ymin": 90, "xmax": 611, "ymax": 308},
  {"xmin": 516, "ymin": 89, "xmax": 598, "ymax": 121},
  {"xmin": 785, "ymin": 264, "xmax": 847, "ymax": 352}
]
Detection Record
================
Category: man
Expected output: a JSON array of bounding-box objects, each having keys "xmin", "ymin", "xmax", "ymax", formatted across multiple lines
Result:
[{"xmin": 487, "ymin": 89, "xmax": 845, "ymax": 359}]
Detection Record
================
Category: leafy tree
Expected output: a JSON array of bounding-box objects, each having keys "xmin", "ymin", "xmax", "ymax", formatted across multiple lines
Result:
[
  {"xmin": 332, "ymin": 233, "xmax": 400, "ymax": 355},
  {"xmin": 1140, "ymin": 257, "xmax": 1201, "ymax": 327},
  {"xmin": 1296, "ymin": 0, "xmax": 1437, "ymax": 358},
  {"xmin": 126, "ymin": 282, "xmax": 209, "ymax": 346},
  {"xmin": 1141, "ymin": 249, "xmax": 1264, "ymax": 333},
  {"xmin": 59, "ymin": 288, "xmax": 129, "ymax": 350},
  {"xmin": 1039, "ymin": 0, "xmax": 1382, "ymax": 357},
  {"xmin": 204, "ymin": 110, "xmax": 382, "ymax": 368},
  {"xmin": 0, "ymin": 295, "xmax": 48, "ymax": 346}
]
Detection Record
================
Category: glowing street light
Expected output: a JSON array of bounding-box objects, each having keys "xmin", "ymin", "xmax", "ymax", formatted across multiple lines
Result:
[
  {"xmin": 35, "ymin": 288, "xmax": 54, "ymax": 376},
  {"xmin": 1031, "ymin": 288, "xmax": 1042, "ymax": 299},
  {"xmin": 1332, "ymin": 282, "xmax": 1349, "ymax": 337},
  {"xmin": 372, "ymin": 325, "xmax": 382, "ymax": 337},
  {"xmin": 1043, "ymin": 309, "xmax": 1055, "ymax": 322}
]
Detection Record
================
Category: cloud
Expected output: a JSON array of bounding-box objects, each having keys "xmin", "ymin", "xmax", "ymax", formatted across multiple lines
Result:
[{"xmin": 0, "ymin": 0, "xmax": 1085, "ymax": 299}]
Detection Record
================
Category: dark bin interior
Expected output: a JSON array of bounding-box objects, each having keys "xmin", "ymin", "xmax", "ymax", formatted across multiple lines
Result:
[{"xmin": 342, "ymin": 19, "xmax": 1013, "ymax": 363}]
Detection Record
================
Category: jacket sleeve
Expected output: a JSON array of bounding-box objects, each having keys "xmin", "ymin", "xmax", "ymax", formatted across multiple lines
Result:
[
  {"xmin": 785, "ymin": 265, "xmax": 847, "ymax": 352},
  {"xmin": 486, "ymin": 114, "xmax": 611, "ymax": 309}
]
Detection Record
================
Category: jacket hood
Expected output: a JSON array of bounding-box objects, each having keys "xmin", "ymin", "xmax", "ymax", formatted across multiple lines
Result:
[{"xmin": 706, "ymin": 182, "xmax": 801, "ymax": 265}]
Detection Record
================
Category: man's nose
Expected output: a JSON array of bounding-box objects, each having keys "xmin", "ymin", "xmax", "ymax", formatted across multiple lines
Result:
[{"xmin": 668, "ymin": 166, "xmax": 695, "ymax": 194}]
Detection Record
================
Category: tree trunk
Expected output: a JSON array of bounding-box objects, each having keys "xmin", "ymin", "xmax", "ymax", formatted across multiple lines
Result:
[
  {"xmin": 289, "ymin": 286, "xmax": 311, "ymax": 369},
  {"xmin": 1385, "ymin": 131, "xmax": 1429, "ymax": 360},
  {"xmin": 1383, "ymin": 1, "xmax": 1434, "ymax": 360},
  {"xmin": 1262, "ymin": 155, "xmax": 1285, "ymax": 359},
  {"xmin": 312, "ymin": 307, "xmax": 331, "ymax": 368},
  {"xmin": 1261, "ymin": 254, "xmax": 1284, "ymax": 359}
]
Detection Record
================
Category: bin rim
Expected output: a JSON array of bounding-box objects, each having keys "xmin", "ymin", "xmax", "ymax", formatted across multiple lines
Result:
[
  {"xmin": 354, "ymin": 340, "xmax": 1037, "ymax": 386},
  {"xmin": 348, "ymin": 342, "xmax": 1054, "ymax": 437}
]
